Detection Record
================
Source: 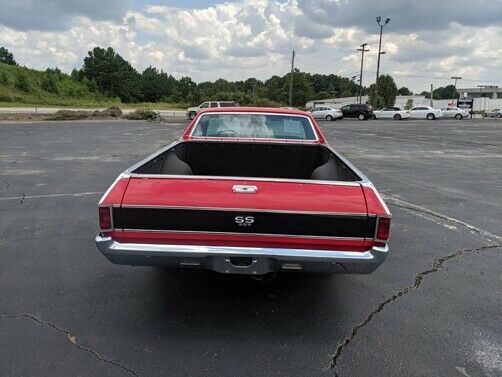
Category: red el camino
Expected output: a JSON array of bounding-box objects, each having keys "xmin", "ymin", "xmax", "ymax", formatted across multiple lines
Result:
[{"xmin": 95, "ymin": 107, "xmax": 390, "ymax": 276}]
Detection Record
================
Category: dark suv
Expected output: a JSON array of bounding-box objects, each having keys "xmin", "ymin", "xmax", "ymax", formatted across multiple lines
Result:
[{"xmin": 340, "ymin": 104, "xmax": 374, "ymax": 120}]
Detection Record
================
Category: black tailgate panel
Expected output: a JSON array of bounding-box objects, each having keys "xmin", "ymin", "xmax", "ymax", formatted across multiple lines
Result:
[{"xmin": 115, "ymin": 208, "xmax": 376, "ymax": 238}]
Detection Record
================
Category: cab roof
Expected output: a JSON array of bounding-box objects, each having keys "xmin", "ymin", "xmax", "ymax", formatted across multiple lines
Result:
[{"xmin": 182, "ymin": 107, "xmax": 325, "ymax": 143}]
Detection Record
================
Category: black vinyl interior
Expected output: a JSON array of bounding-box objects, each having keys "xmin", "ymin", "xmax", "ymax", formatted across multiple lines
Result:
[{"xmin": 134, "ymin": 141, "xmax": 360, "ymax": 181}]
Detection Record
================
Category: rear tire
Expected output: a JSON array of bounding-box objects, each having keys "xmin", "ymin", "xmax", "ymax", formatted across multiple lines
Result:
[
  {"xmin": 326, "ymin": 115, "xmax": 333, "ymax": 121},
  {"xmin": 394, "ymin": 114, "xmax": 402, "ymax": 120},
  {"xmin": 426, "ymin": 113, "xmax": 435, "ymax": 120},
  {"xmin": 496, "ymin": 113, "xmax": 502, "ymax": 119},
  {"xmin": 455, "ymin": 113, "xmax": 463, "ymax": 120},
  {"xmin": 358, "ymin": 113, "xmax": 366, "ymax": 120}
]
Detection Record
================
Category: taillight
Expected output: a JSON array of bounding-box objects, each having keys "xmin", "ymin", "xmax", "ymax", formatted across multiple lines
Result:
[
  {"xmin": 99, "ymin": 207, "xmax": 112, "ymax": 230},
  {"xmin": 376, "ymin": 217, "xmax": 390, "ymax": 242}
]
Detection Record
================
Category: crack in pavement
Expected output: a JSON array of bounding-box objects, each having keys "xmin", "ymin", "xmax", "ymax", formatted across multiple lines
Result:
[
  {"xmin": 0, "ymin": 313, "xmax": 138, "ymax": 376},
  {"xmin": 3, "ymin": 179, "xmax": 25, "ymax": 204},
  {"xmin": 329, "ymin": 244, "xmax": 501, "ymax": 376},
  {"xmin": 382, "ymin": 194, "xmax": 502, "ymax": 243}
]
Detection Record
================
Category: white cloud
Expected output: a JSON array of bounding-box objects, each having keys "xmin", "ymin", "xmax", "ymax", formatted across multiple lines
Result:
[{"xmin": 0, "ymin": 0, "xmax": 501, "ymax": 92}]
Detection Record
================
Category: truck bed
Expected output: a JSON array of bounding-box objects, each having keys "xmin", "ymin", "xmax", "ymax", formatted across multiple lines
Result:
[{"xmin": 132, "ymin": 141, "xmax": 361, "ymax": 182}]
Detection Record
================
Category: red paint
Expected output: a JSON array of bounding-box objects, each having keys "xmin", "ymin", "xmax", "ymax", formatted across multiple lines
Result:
[
  {"xmin": 121, "ymin": 177, "xmax": 368, "ymax": 214},
  {"xmin": 182, "ymin": 107, "xmax": 325, "ymax": 144},
  {"xmin": 122, "ymin": 230, "xmax": 370, "ymax": 252},
  {"xmin": 361, "ymin": 186, "xmax": 389, "ymax": 216},
  {"xmin": 99, "ymin": 178, "xmax": 130, "ymax": 206}
]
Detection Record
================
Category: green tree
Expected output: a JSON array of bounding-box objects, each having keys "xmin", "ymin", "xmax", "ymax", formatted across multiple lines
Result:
[
  {"xmin": 41, "ymin": 74, "xmax": 59, "ymax": 94},
  {"xmin": 404, "ymin": 98, "xmax": 414, "ymax": 110},
  {"xmin": 79, "ymin": 46, "xmax": 141, "ymax": 102},
  {"xmin": 0, "ymin": 71, "xmax": 9, "ymax": 85},
  {"xmin": 0, "ymin": 47, "xmax": 17, "ymax": 65},
  {"xmin": 433, "ymin": 85, "xmax": 456, "ymax": 99},
  {"xmin": 15, "ymin": 73, "xmax": 30, "ymax": 92},
  {"xmin": 398, "ymin": 87, "xmax": 412, "ymax": 96},
  {"xmin": 368, "ymin": 75, "xmax": 398, "ymax": 108}
]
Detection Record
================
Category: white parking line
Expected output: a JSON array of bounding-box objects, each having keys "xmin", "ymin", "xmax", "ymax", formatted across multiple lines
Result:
[{"xmin": 0, "ymin": 191, "xmax": 102, "ymax": 201}]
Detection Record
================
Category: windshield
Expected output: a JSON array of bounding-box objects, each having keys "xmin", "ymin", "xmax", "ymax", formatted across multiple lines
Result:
[{"xmin": 192, "ymin": 113, "xmax": 317, "ymax": 140}]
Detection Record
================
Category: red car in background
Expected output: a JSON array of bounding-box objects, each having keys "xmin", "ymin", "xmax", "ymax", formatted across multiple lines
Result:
[{"xmin": 95, "ymin": 107, "xmax": 390, "ymax": 276}]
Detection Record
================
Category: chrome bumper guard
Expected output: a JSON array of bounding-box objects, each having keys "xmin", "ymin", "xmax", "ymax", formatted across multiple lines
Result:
[{"xmin": 95, "ymin": 235, "xmax": 388, "ymax": 275}]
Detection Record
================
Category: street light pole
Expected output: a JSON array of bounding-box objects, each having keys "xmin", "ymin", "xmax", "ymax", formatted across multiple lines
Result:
[
  {"xmin": 451, "ymin": 76, "xmax": 462, "ymax": 106},
  {"xmin": 375, "ymin": 17, "xmax": 390, "ymax": 106},
  {"xmin": 357, "ymin": 43, "xmax": 369, "ymax": 104}
]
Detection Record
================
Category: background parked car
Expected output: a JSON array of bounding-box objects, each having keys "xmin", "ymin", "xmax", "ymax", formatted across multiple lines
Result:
[
  {"xmin": 408, "ymin": 106, "xmax": 443, "ymax": 120},
  {"xmin": 340, "ymin": 103, "xmax": 374, "ymax": 120},
  {"xmin": 310, "ymin": 106, "xmax": 343, "ymax": 121},
  {"xmin": 373, "ymin": 107, "xmax": 410, "ymax": 120},
  {"xmin": 483, "ymin": 109, "xmax": 502, "ymax": 118},
  {"xmin": 440, "ymin": 107, "xmax": 470, "ymax": 119},
  {"xmin": 186, "ymin": 101, "xmax": 239, "ymax": 119}
]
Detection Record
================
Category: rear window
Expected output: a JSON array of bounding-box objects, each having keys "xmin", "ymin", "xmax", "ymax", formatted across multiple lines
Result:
[{"xmin": 192, "ymin": 113, "xmax": 316, "ymax": 140}]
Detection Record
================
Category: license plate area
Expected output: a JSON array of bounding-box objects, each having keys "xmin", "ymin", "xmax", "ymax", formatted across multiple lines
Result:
[{"xmin": 211, "ymin": 256, "xmax": 277, "ymax": 275}]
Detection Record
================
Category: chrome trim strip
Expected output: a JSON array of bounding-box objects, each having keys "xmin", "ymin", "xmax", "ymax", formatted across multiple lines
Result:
[
  {"xmin": 127, "ymin": 173, "xmax": 362, "ymax": 187},
  {"xmin": 121, "ymin": 228, "xmax": 368, "ymax": 241},
  {"xmin": 188, "ymin": 112, "xmax": 320, "ymax": 141},
  {"xmin": 119, "ymin": 204, "xmax": 370, "ymax": 217}
]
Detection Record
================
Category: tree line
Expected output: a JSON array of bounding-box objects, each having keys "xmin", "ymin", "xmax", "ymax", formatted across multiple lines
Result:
[
  {"xmin": 69, "ymin": 47, "xmax": 365, "ymax": 106},
  {"xmin": 0, "ymin": 45, "xmax": 460, "ymax": 107}
]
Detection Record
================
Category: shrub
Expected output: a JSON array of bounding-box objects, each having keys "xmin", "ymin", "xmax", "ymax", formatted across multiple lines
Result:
[
  {"xmin": 0, "ymin": 71, "xmax": 9, "ymax": 85},
  {"xmin": 124, "ymin": 109, "xmax": 160, "ymax": 121},
  {"xmin": 15, "ymin": 73, "xmax": 30, "ymax": 92},
  {"xmin": 41, "ymin": 74, "xmax": 59, "ymax": 94}
]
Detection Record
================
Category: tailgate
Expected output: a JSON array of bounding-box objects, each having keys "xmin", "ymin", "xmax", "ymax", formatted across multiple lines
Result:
[{"xmin": 116, "ymin": 177, "xmax": 374, "ymax": 251}]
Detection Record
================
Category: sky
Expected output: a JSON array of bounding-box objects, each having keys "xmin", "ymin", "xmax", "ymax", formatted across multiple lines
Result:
[{"xmin": 0, "ymin": 0, "xmax": 501, "ymax": 93}]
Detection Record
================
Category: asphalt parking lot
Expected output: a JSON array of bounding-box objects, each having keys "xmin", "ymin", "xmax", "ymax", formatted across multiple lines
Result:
[{"xmin": 1, "ymin": 117, "xmax": 501, "ymax": 376}]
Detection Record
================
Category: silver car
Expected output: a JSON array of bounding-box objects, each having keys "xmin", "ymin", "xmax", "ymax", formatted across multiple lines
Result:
[
  {"xmin": 483, "ymin": 109, "xmax": 502, "ymax": 119},
  {"xmin": 310, "ymin": 106, "xmax": 343, "ymax": 121},
  {"xmin": 440, "ymin": 107, "xmax": 470, "ymax": 119}
]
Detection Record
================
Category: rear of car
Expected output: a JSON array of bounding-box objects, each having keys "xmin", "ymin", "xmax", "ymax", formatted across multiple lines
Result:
[
  {"xmin": 310, "ymin": 106, "xmax": 343, "ymax": 121},
  {"xmin": 340, "ymin": 104, "xmax": 374, "ymax": 120},
  {"xmin": 373, "ymin": 107, "xmax": 410, "ymax": 120},
  {"xmin": 96, "ymin": 108, "xmax": 390, "ymax": 275}
]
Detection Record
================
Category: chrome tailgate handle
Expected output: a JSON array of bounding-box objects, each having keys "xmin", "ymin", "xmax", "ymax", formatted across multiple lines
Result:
[{"xmin": 232, "ymin": 185, "xmax": 258, "ymax": 194}]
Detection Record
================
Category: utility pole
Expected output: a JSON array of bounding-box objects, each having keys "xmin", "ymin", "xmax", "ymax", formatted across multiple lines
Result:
[
  {"xmin": 451, "ymin": 76, "xmax": 462, "ymax": 105},
  {"xmin": 430, "ymin": 84, "xmax": 434, "ymax": 107},
  {"xmin": 357, "ymin": 43, "xmax": 369, "ymax": 104},
  {"xmin": 288, "ymin": 50, "xmax": 295, "ymax": 107},
  {"xmin": 375, "ymin": 17, "xmax": 390, "ymax": 106}
]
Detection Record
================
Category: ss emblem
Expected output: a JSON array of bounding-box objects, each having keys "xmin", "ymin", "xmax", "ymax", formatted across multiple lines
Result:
[{"xmin": 234, "ymin": 215, "xmax": 255, "ymax": 227}]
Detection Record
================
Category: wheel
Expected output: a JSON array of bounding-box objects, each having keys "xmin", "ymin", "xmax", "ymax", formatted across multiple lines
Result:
[
  {"xmin": 358, "ymin": 113, "xmax": 366, "ymax": 120},
  {"xmin": 426, "ymin": 113, "xmax": 435, "ymax": 120},
  {"xmin": 496, "ymin": 113, "xmax": 502, "ymax": 119},
  {"xmin": 188, "ymin": 112, "xmax": 196, "ymax": 120},
  {"xmin": 455, "ymin": 113, "xmax": 463, "ymax": 120},
  {"xmin": 326, "ymin": 115, "xmax": 333, "ymax": 121},
  {"xmin": 394, "ymin": 114, "xmax": 402, "ymax": 120}
]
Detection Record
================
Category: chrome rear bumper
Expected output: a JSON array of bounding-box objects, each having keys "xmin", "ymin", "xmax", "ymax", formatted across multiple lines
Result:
[{"xmin": 95, "ymin": 234, "xmax": 388, "ymax": 275}]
